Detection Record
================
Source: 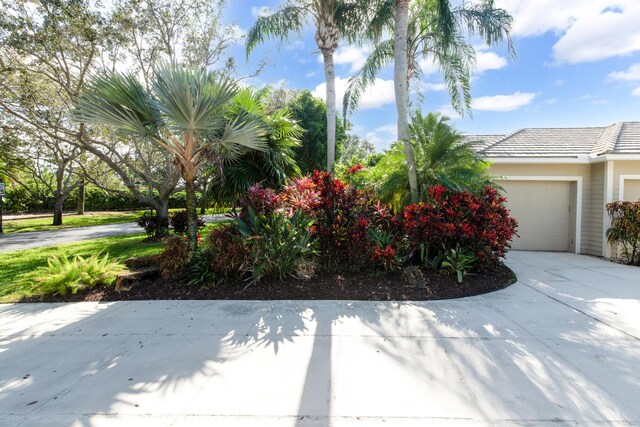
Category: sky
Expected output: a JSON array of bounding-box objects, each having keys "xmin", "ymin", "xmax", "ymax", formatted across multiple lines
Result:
[{"xmin": 223, "ymin": 0, "xmax": 640, "ymax": 150}]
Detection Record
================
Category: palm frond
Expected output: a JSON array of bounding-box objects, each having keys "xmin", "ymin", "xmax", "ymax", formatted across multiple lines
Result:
[
  {"xmin": 245, "ymin": 5, "xmax": 307, "ymax": 58},
  {"xmin": 152, "ymin": 62, "xmax": 239, "ymax": 135},
  {"xmin": 343, "ymin": 39, "xmax": 394, "ymax": 121},
  {"xmin": 73, "ymin": 71, "xmax": 160, "ymax": 137},
  {"xmin": 454, "ymin": 0, "xmax": 515, "ymax": 57}
]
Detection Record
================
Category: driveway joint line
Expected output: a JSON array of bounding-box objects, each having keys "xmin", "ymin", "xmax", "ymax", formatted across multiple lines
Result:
[{"xmin": 520, "ymin": 282, "xmax": 640, "ymax": 341}]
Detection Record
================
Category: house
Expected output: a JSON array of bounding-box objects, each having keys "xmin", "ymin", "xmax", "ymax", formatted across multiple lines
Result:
[{"xmin": 467, "ymin": 122, "xmax": 640, "ymax": 257}]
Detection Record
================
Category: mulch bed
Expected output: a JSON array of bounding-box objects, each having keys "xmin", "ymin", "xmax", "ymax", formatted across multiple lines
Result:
[{"xmin": 24, "ymin": 264, "xmax": 517, "ymax": 303}]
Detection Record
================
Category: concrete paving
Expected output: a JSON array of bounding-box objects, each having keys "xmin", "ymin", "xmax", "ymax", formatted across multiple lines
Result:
[
  {"xmin": 0, "ymin": 215, "xmax": 227, "ymax": 253},
  {"xmin": 0, "ymin": 251, "xmax": 638, "ymax": 426}
]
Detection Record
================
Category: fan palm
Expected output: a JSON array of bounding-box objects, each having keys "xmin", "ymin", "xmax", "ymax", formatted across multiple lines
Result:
[
  {"xmin": 366, "ymin": 111, "xmax": 493, "ymax": 212},
  {"xmin": 246, "ymin": 0, "xmax": 367, "ymax": 174},
  {"xmin": 208, "ymin": 88, "xmax": 303, "ymax": 203},
  {"xmin": 361, "ymin": 0, "xmax": 514, "ymax": 203},
  {"xmin": 73, "ymin": 63, "xmax": 266, "ymax": 250}
]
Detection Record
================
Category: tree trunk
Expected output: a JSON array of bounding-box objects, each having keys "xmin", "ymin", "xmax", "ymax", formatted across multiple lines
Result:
[
  {"xmin": 156, "ymin": 198, "xmax": 170, "ymax": 238},
  {"xmin": 323, "ymin": 49, "xmax": 337, "ymax": 173},
  {"xmin": 394, "ymin": 0, "xmax": 419, "ymax": 203},
  {"xmin": 185, "ymin": 179, "xmax": 198, "ymax": 251},
  {"xmin": 77, "ymin": 181, "xmax": 85, "ymax": 215},
  {"xmin": 53, "ymin": 195, "xmax": 64, "ymax": 226}
]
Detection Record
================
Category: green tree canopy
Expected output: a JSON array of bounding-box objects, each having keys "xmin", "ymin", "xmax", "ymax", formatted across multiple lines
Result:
[{"xmin": 289, "ymin": 90, "xmax": 347, "ymax": 175}]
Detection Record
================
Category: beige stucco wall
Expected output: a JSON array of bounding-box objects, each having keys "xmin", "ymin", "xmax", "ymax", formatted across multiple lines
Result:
[
  {"xmin": 487, "ymin": 163, "xmax": 600, "ymax": 255},
  {"xmin": 612, "ymin": 160, "xmax": 640, "ymax": 201},
  {"xmin": 587, "ymin": 163, "xmax": 604, "ymax": 256}
]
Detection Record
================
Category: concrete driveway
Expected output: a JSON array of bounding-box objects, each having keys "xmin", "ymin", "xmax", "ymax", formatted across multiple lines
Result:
[{"xmin": 0, "ymin": 252, "xmax": 638, "ymax": 426}]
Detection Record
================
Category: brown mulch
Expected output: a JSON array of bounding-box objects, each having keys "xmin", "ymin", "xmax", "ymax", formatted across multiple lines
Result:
[{"xmin": 23, "ymin": 264, "xmax": 517, "ymax": 303}]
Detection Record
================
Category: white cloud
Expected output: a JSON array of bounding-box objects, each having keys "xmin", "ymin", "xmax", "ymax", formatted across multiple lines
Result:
[
  {"xmin": 365, "ymin": 124, "xmax": 397, "ymax": 150},
  {"xmin": 555, "ymin": 79, "xmax": 565, "ymax": 86},
  {"xmin": 437, "ymin": 105, "xmax": 462, "ymax": 119},
  {"xmin": 496, "ymin": 0, "xmax": 640, "ymax": 64},
  {"xmin": 418, "ymin": 48, "xmax": 507, "ymax": 77},
  {"xmin": 285, "ymin": 40, "xmax": 305, "ymax": 51},
  {"xmin": 418, "ymin": 58, "xmax": 439, "ymax": 75},
  {"xmin": 632, "ymin": 87, "xmax": 640, "ymax": 96},
  {"xmin": 312, "ymin": 76, "xmax": 395, "ymax": 110},
  {"xmin": 305, "ymin": 71, "xmax": 317, "ymax": 78},
  {"xmin": 475, "ymin": 49, "xmax": 508, "ymax": 73},
  {"xmin": 318, "ymin": 45, "xmax": 371, "ymax": 73},
  {"xmin": 608, "ymin": 63, "xmax": 640, "ymax": 81},
  {"xmin": 472, "ymin": 91, "xmax": 537, "ymax": 111},
  {"xmin": 543, "ymin": 97, "xmax": 558, "ymax": 105},
  {"xmin": 251, "ymin": 6, "xmax": 271, "ymax": 18},
  {"xmin": 424, "ymin": 83, "xmax": 446, "ymax": 92}
]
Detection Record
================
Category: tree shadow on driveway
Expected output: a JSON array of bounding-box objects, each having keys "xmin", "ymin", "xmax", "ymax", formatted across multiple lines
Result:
[{"xmin": 0, "ymin": 289, "xmax": 638, "ymax": 426}]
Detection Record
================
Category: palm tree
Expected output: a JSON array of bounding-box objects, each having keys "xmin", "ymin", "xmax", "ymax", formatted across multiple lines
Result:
[
  {"xmin": 208, "ymin": 88, "xmax": 303, "ymax": 203},
  {"xmin": 366, "ymin": 111, "xmax": 493, "ymax": 212},
  {"xmin": 245, "ymin": 0, "xmax": 366, "ymax": 174},
  {"xmin": 359, "ymin": 0, "xmax": 514, "ymax": 203},
  {"xmin": 73, "ymin": 63, "xmax": 266, "ymax": 250}
]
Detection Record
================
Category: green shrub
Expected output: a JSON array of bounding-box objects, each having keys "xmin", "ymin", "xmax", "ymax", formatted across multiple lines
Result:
[
  {"xmin": 441, "ymin": 247, "xmax": 477, "ymax": 283},
  {"xmin": 236, "ymin": 208, "xmax": 318, "ymax": 282},
  {"xmin": 35, "ymin": 253, "xmax": 125, "ymax": 296},
  {"xmin": 606, "ymin": 201, "xmax": 640, "ymax": 265}
]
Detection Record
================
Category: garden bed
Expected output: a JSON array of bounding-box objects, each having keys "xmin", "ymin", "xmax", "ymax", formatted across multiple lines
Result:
[{"xmin": 23, "ymin": 263, "xmax": 516, "ymax": 302}]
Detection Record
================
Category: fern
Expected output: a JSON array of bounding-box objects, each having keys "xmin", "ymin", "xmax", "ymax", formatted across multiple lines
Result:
[{"xmin": 35, "ymin": 252, "xmax": 125, "ymax": 296}]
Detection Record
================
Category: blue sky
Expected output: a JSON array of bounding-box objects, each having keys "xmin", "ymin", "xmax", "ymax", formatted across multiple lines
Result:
[{"xmin": 223, "ymin": 0, "xmax": 640, "ymax": 150}]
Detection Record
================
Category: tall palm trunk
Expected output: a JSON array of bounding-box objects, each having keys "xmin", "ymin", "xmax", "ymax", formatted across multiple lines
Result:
[
  {"xmin": 322, "ymin": 49, "xmax": 337, "ymax": 173},
  {"xmin": 185, "ymin": 179, "xmax": 198, "ymax": 252},
  {"xmin": 394, "ymin": 0, "xmax": 419, "ymax": 203},
  {"xmin": 315, "ymin": 5, "xmax": 339, "ymax": 173}
]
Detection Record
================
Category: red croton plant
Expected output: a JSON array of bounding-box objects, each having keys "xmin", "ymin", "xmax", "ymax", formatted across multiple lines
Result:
[
  {"xmin": 401, "ymin": 185, "xmax": 518, "ymax": 269},
  {"xmin": 236, "ymin": 171, "xmax": 517, "ymax": 273}
]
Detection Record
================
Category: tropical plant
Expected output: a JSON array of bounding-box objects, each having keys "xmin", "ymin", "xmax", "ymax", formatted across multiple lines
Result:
[
  {"xmin": 73, "ymin": 63, "xmax": 266, "ymax": 251},
  {"xmin": 357, "ymin": 0, "xmax": 514, "ymax": 202},
  {"xmin": 606, "ymin": 201, "xmax": 640, "ymax": 266},
  {"xmin": 170, "ymin": 210, "xmax": 206, "ymax": 235},
  {"xmin": 441, "ymin": 246, "xmax": 477, "ymax": 283},
  {"xmin": 401, "ymin": 185, "xmax": 517, "ymax": 269},
  {"xmin": 367, "ymin": 111, "xmax": 492, "ymax": 211},
  {"xmin": 236, "ymin": 208, "xmax": 318, "ymax": 282},
  {"xmin": 35, "ymin": 253, "xmax": 125, "ymax": 296},
  {"xmin": 158, "ymin": 236, "xmax": 191, "ymax": 280},
  {"xmin": 246, "ymin": 1, "xmax": 367, "ymax": 173},
  {"xmin": 187, "ymin": 225, "xmax": 250, "ymax": 287},
  {"xmin": 136, "ymin": 212, "xmax": 161, "ymax": 237},
  {"xmin": 207, "ymin": 88, "xmax": 303, "ymax": 203}
]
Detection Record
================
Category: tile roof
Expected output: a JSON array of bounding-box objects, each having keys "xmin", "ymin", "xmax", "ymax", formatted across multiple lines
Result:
[{"xmin": 465, "ymin": 122, "xmax": 640, "ymax": 158}]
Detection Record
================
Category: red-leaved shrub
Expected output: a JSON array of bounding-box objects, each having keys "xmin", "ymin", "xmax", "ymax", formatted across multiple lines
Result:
[
  {"xmin": 401, "ymin": 185, "xmax": 517, "ymax": 269},
  {"xmin": 158, "ymin": 236, "xmax": 191, "ymax": 280},
  {"xmin": 305, "ymin": 171, "xmax": 374, "ymax": 268},
  {"xmin": 239, "ymin": 184, "xmax": 280, "ymax": 220}
]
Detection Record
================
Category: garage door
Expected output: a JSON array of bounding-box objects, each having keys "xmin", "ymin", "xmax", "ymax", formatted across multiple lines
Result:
[
  {"xmin": 499, "ymin": 180, "xmax": 572, "ymax": 251},
  {"xmin": 624, "ymin": 179, "xmax": 640, "ymax": 201}
]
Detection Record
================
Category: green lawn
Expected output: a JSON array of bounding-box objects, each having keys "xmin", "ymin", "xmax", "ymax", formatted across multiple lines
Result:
[
  {"xmin": 0, "ymin": 221, "xmax": 230, "ymax": 303},
  {"xmin": 2, "ymin": 207, "xmax": 230, "ymax": 233},
  {"xmin": 0, "ymin": 232, "xmax": 165, "ymax": 303}
]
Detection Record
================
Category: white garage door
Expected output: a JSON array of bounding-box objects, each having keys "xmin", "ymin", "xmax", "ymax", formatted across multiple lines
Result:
[
  {"xmin": 624, "ymin": 179, "xmax": 640, "ymax": 201},
  {"xmin": 499, "ymin": 180, "xmax": 572, "ymax": 251}
]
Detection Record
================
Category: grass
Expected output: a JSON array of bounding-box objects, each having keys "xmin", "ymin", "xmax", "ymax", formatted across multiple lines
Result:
[
  {"xmin": 2, "ymin": 207, "xmax": 231, "ymax": 233},
  {"xmin": 0, "ymin": 232, "xmax": 164, "ymax": 302},
  {"xmin": 2, "ymin": 211, "xmax": 146, "ymax": 233},
  {"xmin": 0, "ymin": 221, "xmax": 231, "ymax": 303}
]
